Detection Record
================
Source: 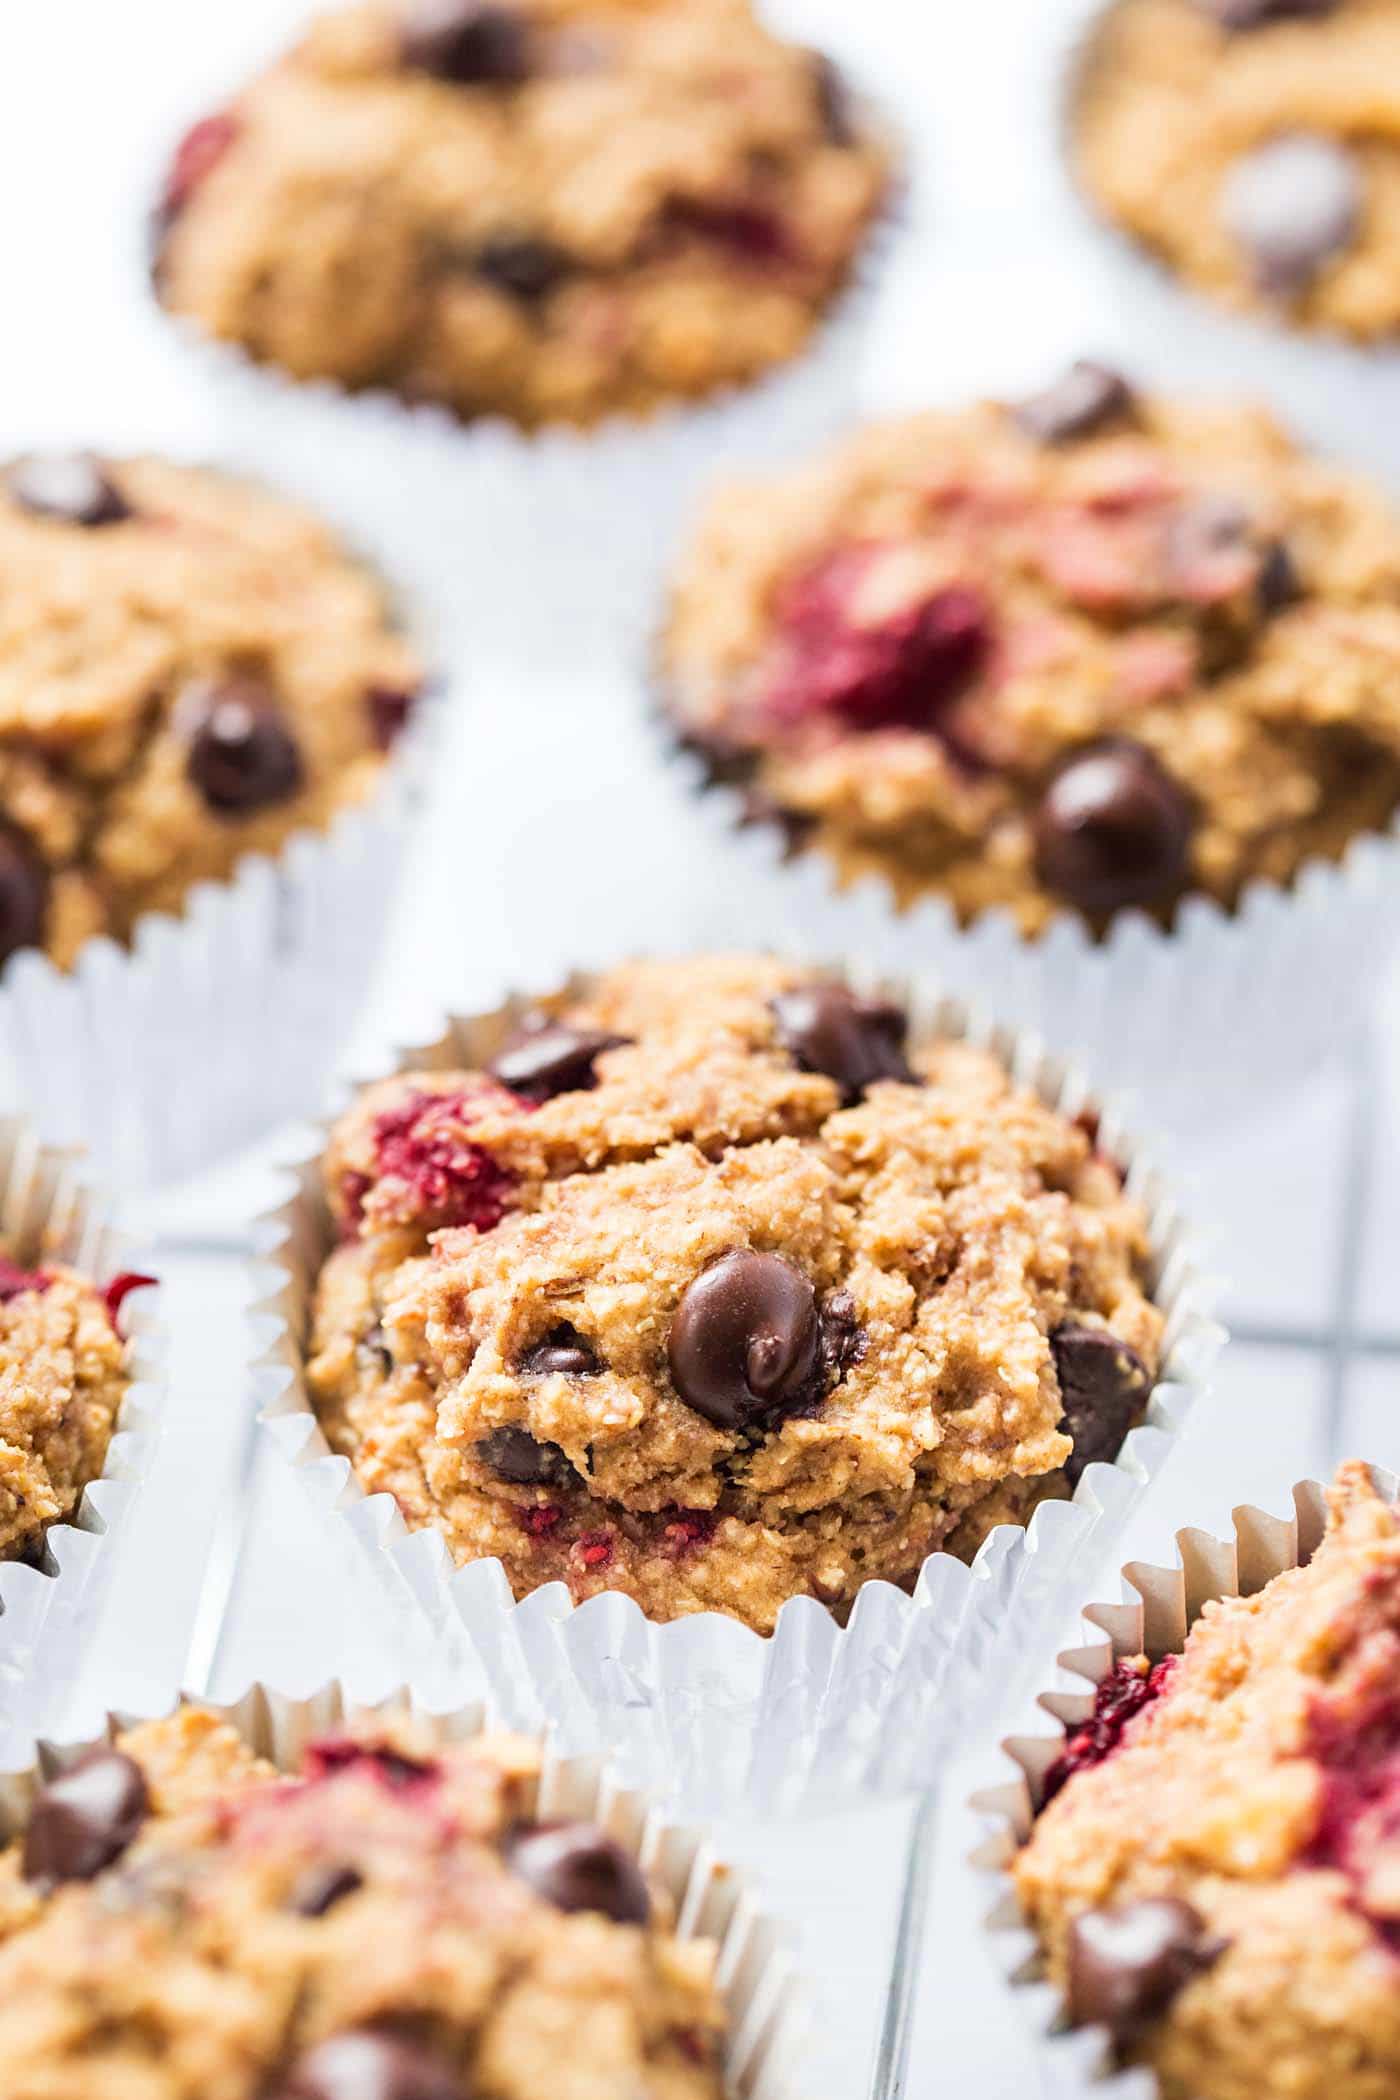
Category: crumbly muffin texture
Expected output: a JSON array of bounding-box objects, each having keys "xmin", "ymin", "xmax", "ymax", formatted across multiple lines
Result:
[
  {"xmin": 0, "ymin": 454, "xmax": 420, "ymax": 969},
  {"xmin": 153, "ymin": 0, "xmax": 889, "ymax": 428},
  {"xmin": 0, "ymin": 1257, "xmax": 136, "ymax": 1563},
  {"xmin": 1016, "ymin": 1462, "xmax": 1400, "ymax": 2100},
  {"xmin": 306, "ymin": 955, "xmax": 1163, "ymax": 1633},
  {"xmin": 660, "ymin": 375, "xmax": 1400, "ymax": 933},
  {"xmin": 0, "ymin": 1707, "xmax": 724, "ymax": 2099},
  {"xmin": 1075, "ymin": 0, "xmax": 1400, "ymax": 341}
]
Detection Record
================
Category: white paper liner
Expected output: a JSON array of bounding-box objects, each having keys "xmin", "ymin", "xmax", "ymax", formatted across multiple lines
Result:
[
  {"xmin": 0, "ymin": 1684, "xmax": 805, "ymax": 2100},
  {"xmin": 0, "ymin": 1122, "xmax": 164, "ymax": 1736},
  {"xmin": 970, "ymin": 1462, "xmax": 1400, "ymax": 2098},
  {"xmin": 0, "ymin": 450, "xmax": 441, "ymax": 1193},
  {"xmin": 162, "ymin": 176, "xmax": 896, "ymax": 686},
  {"xmin": 252, "ymin": 961, "xmax": 1224, "ymax": 1816}
]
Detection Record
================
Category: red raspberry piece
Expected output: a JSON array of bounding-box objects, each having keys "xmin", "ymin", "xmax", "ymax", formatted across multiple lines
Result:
[
  {"xmin": 1040, "ymin": 1655, "xmax": 1177, "ymax": 1808},
  {"xmin": 576, "ymin": 1531, "xmax": 614, "ymax": 1569},
  {"xmin": 517, "ymin": 1504, "xmax": 565, "ymax": 1539},
  {"xmin": 0, "ymin": 1258, "xmax": 49, "ymax": 1302},
  {"xmin": 666, "ymin": 195, "xmax": 793, "ymax": 266},
  {"xmin": 103, "ymin": 1271, "xmax": 157, "ymax": 1335},
  {"xmin": 766, "ymin": 544, "xmax": 991, "ymax": 734},
  {"xmin": 161, "ymin": 112, "xmax": 240, "ymax": 222},
  {"xmin": 1304, "ymin": 1672, "xmax": 1400, "ymax": 1955},
  {"xmin": 371, "ymin": 1087, "xmax": 517, "ymax": 1231},
  {"xmin": 303, "ymin": 1738, "xmax": 435, "ymax": 1791},
  {"xmin": 662, "ymin": 1509, "xmax": 719, "ymax": 1556}
]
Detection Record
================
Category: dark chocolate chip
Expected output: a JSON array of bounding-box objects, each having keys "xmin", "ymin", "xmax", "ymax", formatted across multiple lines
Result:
[
  {"xmin": 519, "ymin": 1324, "xmax": 599, "ymax": 1377},
  {"xmin": 1013, "ymin": 364, "xmax": 1136, "ymax": 446},
  {"xmin": 811, "ymin": 51, "xmax": 855, "ymax": 145},
  {"xmin": 358, "ymin": 1323, "xmax": 394, "ymax": 1377},
  {"xmin": 1033, "ymin": 738, "xmax": 1194, "ymax": 917},
  {"xmin": 7, "ymin": 454, "xmax": 131, "ymax": 528},
  {"xmin": 1221, "ymin": 134, "xmax": 1361, "ymax": 295},
  {"xmin": 475, "ymin": 234, "xmax": 571, "ymax": 301},
  {"xmin": 770, "ymin": 984, "xmax": 915, "ymax": 1105},
  {"xmin": 1068, "ymin": 1897, "xmax": 1223, "ymax": 2041},
  {"xmin": 668, "ymin": 1249, "xmax": 821, "ymax": 1431},
  {"xmin": 819, "ymin": 1288, "xmax": 865, "ymax": 1383},
  {"xmin": 1196, "ymin": 0, "xmax": 1337, "ymax": 26},
  {"xmin": 290, "ymin": 1862, "xmax": 364, "ymax": 1917},
  {"xmin": 367, "ymin": 686, "xmax": 418, "ymax": 752},
  {"xmin": 399, "ymin": 0, "xmax": 528, "ymax": 84},
  {"xmin": 180, "ymin": 677, "xmax": 306, "ymax": 815},
  {"xmin": 475, "ymin": 1424, "xmax": 576, "ymax": 1487},
  {"xmin": 506, "ymin": 1820, "xmax": 651, "ymax": 1924},
  {"xmin": 22, "ymin": 1749, "xmax": 149, "ymax": 1887},
  {"xmin": 1256, "ymin": 539, "xmax": 1301, "ymax": 614},
  {"xmin": 488, "ymin": 1021, "xmax": 631, "ymax": 1102},
  {"xmin": 1051, "ymin": 1324, "xmax": 1153, "ymax": 1486},
  {"xmin": 275, "ymin": 2030, "xmax": 464, "ymax": 2100},
  {"xmin": 0, "ymin": 826, "xmax": 49, "ymax": 969}
]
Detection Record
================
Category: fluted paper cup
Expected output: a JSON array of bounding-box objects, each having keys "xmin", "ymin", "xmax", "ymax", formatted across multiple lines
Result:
[
  {"xmin": 252, "ymin": 962, "xmax": 1223, "ymax": 1816},
  {"xmin": 969, "ymin": 1464, "xmax": 1400, "ymax": 2097},
  {"xmin": 0, "ymin": 1684, "xmax": 805, "ymax": 2100},
  {"xmin": 0, "ymin": 451, "xmax": 440, "ymax": 1193},
  {"xmin": 0, "ymin": 1121, "xmax": 163, "ymax": 1736}
]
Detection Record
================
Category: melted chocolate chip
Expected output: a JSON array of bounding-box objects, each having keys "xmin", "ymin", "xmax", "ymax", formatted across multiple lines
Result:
[
  {"xmin": 1068, "ymin": 1897, "xmax": 1223, "ymax": 2041},
  {"xmin": 1013, "ymin": 364, "xmax": 1136, "ymax": 446},
  {"xmin": 519, "ymin": 1324, "xmax": 599, "ymax": 1377},
  {"xmin": 475, "ymin": 233, "xmax": 570, "ymax": 301},
  {"xmin": 1196, "ymin": 0, "xmax": 1337, "ymax": 25},
  {"xmin": 22, "ymin": 1749, "xmax": 150, "ymax": 1887},
  {"xmin": 770, "ymin": 984, "xmax": 915, "ymax": 1105},
  {"xmin": 488, "ymin": 1021, "xmax": 631, "ymax": 1101},
  {"xmin": 1256, "ymin": 538, "xmax": 1301, "ymax": 614},
  {"xmin": 367, "ymin": 686, "xmax": 418, "ymax": 752},
  {"xmin": 291, "ymin": 1862, "xmax": 364, "ymax": 1917},
  {"xmin": 7, "ymin": 453, "xmax": 131, "ymax": 527},
  {"xmin": 0, "ymin": 826, "xmax": 48, "ymax": 968},
  {"xmin": 819, "ymin": 1288, "xmax": 865, "ymax": 1383},
  {"xmin": 181, "ymin": 677, "xmax": 305, "ymax": 815},
  {"xmin": 475, "ymin": 1424, "xmax": 576, "ymax": 1487},
  {"xmin": 1033, "ymin": 739, "xmax": 1194, "ymax": 917},
  {"xmin": 276, "ymin": 2031, "xmax": 464, "ymax": 2100},
  {"xmin": 1222, "ymin": 134, "xmax": 1361, "ymax": 296},
  {"xmin": 399, "ymin": 0, "xmax": 528, "ymax": 84},
  {"xmin": 668, "ymin": 1249, "xmax": 822, "ymax": 1431},
  {"xmin": 506, "ymin": 1820, "xmax": 651, "ymax": 1924},
  {"xmin": 1051, "ymin": 1324, "xmax": 1153, "ymax": 1486}
]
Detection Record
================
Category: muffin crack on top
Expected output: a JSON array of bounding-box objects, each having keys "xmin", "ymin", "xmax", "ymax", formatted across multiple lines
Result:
[
  {"xmin": 152, "ymin": 0, "xmax": 891, "ymax": 428},
  {"xmin": 306, "ymin": 956, "xmax": 1164, "ymax": 1632},
  {"xmin": 1015, "ymin": 1462, "xmax": 1400, "ymax": 2100},
  {"xmin": 0, "ymin": 1708, "xmax": 726, "ymax": 2098},
  {"xmin": 660, "ymin": 368, "xmax": 1400, "ymax": 933}
]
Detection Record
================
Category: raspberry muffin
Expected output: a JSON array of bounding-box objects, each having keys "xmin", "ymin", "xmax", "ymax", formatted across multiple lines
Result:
[
  {"xmin": 152, "ymin": 0, "xmax": 890, "ymax": 429},
  {"xmin": 0, "ymin": 452, "xmax": 421, "ymax": 970},
  {"xmin": 1015, "ymin": 1462, "xmax": 1400, "ymax": 2100},
  {"xmin": 660, "ymin": 369, "xmax": 1400, "ymax": 933},
  {"xmin": 305, "ymin": 955, "xmax": 1164, "ymax": 1633},
  {"xmin": 1074, "ymin": 0, "xmax": 1400, "ymax": 340},
  {"xmin": 0, "ymin": 1707, "xmax": 726, "ymax": 2097},
  {"xmin": 0, "ymin": 1259, "xmax": 149, "ymax": 1566}
]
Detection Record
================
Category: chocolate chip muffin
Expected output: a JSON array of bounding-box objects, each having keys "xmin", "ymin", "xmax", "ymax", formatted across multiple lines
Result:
[
  {"xmin": 0, "ymin": 453, "xmax": 421, "ymax": 970},
  {"xmin": 0, "ymin": 1260, "xmax": 148, "ymax": 1564},
  {"xmin": 1015, "ymin": 1462, "xmax": 1400, "ymax": 2100},
  {"xmin": 1073, "ymin": 0, "xmax": 1400, "ymax": 339},
  {"xmin": 304, "ymin": 956, "xmax": 1164, "ymax": 1634},
  {"xmin": 0, "ymin": 1707, "xmax": 726, "ymax": 2097},
  {"xmin": 660, "ymin": 370, "xmax": 1400, "ymax": 933},
  {"xmin": 152, "ymin": 0, "xmax": 890, "ymax": 429}
]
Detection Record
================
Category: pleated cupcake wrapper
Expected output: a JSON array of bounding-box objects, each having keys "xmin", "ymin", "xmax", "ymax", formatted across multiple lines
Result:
[
  {"xmin": 661, "ymin": 718, "xmax": 1400, "ymax": 1133},
  {"xmin": 0, "ymin": 447, "xmax": 442, "ymax": 1194},
  {"xmin": 0, "ymin": 1685, "xmax": 803, "ymax": 2100},
  {"xmin": 253, "ymin": 961, "xmax": 1224, "ymax": 1817},
  {"xmin": 968, "ymin": 1462, "xmax": 1400, "ymax": 2098},
  {"xmin": 0, "ymin": 1121, "xmax": 163, "ymax": 1732},
  {"xmin": 163, "ymin": 170, "xmax": 898, "ymax": 686},
  {"xmin": 1049, "ymin": 0, "xmax": 1400, "ymax": 485}
]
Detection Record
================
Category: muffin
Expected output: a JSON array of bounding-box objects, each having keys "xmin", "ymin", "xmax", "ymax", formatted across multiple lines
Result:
[
  {"xmin": 0, "ymin": 452, "xmax": 421, "ymax": 970},
  {"xmin": 1014, "ymin": 1461, "xmax": 1400, "ymax": 2100},
  {"xmin": 0, "ymin": 1258, "xmax": 147, "ymax": 1566},
  {"xmin": 659, "ymin": 368, "xmax": 1400, "ymax": 933},
  {"xmin": 304, "ymin": 955, "xmax": 1164, "ymax": 1634},
  {"xmin": 1073, "ymin": 0, "xmax": 1400, "ymax": 341},
  {"xmin": 0, "ymin": 1707, "xmax": 726, "ymax": 2097},
  {"xmin": 151, "ymin": 0, "xmax": 890, "ymax": 429}
]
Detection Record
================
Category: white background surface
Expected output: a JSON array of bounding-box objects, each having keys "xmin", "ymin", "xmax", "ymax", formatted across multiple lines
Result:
[{"xmin": 8, "ymin": 0, "xmax": 1400, "ymax": 2093}]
